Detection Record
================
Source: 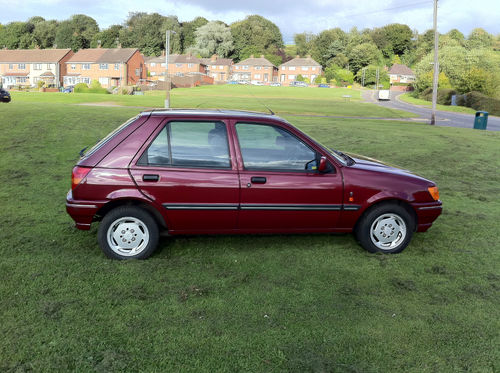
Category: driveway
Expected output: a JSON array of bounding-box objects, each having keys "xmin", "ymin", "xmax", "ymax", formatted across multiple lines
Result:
[{"xmin": 362, "ymin": 90, "xmax": 500, "ymax": 131}]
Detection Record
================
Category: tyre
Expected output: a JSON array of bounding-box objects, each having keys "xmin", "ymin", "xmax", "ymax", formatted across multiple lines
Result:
[
  {"xmin": 97, "ymin": 206, "xmax": 159, "ymax": 260},
  {"xmin": 355, "ymin": 203, "xmax": 415, "ymax": 254}
]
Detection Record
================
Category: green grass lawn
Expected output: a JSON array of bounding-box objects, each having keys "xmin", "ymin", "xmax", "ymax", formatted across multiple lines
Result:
[
  {"xmin": 11, "ymin": 85, "xmax": 415, "ymax": 118},
  {"xmin": 399, "ymin": 93, "xmax": 478, "ymax": 114},
  {"xmin": 0, "ymin": 97, "xmax": 499, "ymax": 372}
]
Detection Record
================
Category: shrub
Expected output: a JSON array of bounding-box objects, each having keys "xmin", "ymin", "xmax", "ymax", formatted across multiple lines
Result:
[
  {"xmin": 88, "ymin": 80, "xmax": 109, "ymax": 94},
  {"xmin": 74, "ymin": 83, "xmax": 89, "ymax": 93},
  {"xmin": 420, "ymin": 88, "xmax": 457, "ymax": 105},
  {"xmin": 37, "ymin": 80, "xmax": 45, "ymax": 88},
  {"xmin": 462, "ymin": 91, "xmax": 500, "ymax": 116}
]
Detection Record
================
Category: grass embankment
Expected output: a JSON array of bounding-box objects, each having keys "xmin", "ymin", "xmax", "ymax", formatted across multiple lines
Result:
[
  {"xmin": 11, "ymin": 85, "xmax": 414, "ymax": 118},
  {"xmin": 399, "ymin": 93, "xmax": 478, "ymax": 114},
  {"xmin": 0, "ymin": 97, "xmax": 499, "ymax": 372}
]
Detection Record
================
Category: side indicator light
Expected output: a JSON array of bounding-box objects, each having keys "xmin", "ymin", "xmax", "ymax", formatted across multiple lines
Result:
[{"xmin": 428, "ymin": 186, "xmax": 440, "ymax": 201}]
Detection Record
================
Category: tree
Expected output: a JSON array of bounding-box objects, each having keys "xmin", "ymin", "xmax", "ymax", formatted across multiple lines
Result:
[
  {"xmin": 310, "ymin": 28, "xmax": 347, "ymax": 67},
  {"xmin": 187, "ymin": 22, "xmax": 233, "ymax": 58},
  {"xmin": 230, "ymin": 15, "xmax": 283, "ymax": 61},
  {"xmin": 181, "ymin": 17, "xmax": 208, "ymax": 51},
  {"xmin": 466, "ymin": 28, "xmax": 493, "ymax": 49},
  {"xmin": 371, "ymin": 23, "xmax": 413, "ymax": 57},
  {"xmin": 348, "ymin": 42, "xmax": 381, "ymax": 73},
  {"xmin": 294, "ymin": 32, "xmax": 316, "ymax": 56},
  {"xmin": 54, "ymin": 14, "xmax": 98, "ymax": 51},
  {"xmin": 32, "ymin": 20, "xmax": 58, "ymax": 48},
  {"xmin": 324, "ymin": 64, "xmax": 354, "ymax": 85},
  {"xmin": 355, "ymin": 65, "xmax": 389, "ymax": 87},
  {"xmin": 0, "ymin": 21, "xmax": 34, "ymax": 49},
  {"xmin": 119, "ymin": 12, "xmax": 181, "ymax": 56},
  {"xmin": 446, "ymin": 29, "xmax": 465, "ymax": 45},
  {"xmin": 91, "ymin": 25, "xmax": 122, "ymax": 48}
]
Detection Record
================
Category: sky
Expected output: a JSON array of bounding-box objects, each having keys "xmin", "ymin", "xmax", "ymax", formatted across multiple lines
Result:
[{"xmin": 0, "ymin": 0, "xmax": 498, "ymax": 44}]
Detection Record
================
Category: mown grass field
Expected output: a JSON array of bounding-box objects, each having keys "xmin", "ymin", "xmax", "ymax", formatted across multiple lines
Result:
[
  {"xmin": 0, "ymin": 87, "xmax": 499, "ymax": 372},
  {"xmin": 12, "ymin": 85, "xmax": 414, "ymax": 118}
]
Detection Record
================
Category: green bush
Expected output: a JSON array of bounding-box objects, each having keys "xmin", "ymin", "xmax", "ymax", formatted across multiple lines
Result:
[
  {"xmin": 37, "ymin": 80, "xmax": 45, "ymax": 88},
  {"xmin": 420, "ymin": 88, "xmax": 457, "ymax": 105},
  {"xmin": 88, "ymin": 80, "xmax": 109, "ymax": 94},
  {"xmin": 73, "ymin": 83, "xmax": 89, "ymax": 93},
  {"xmin": 462, "ymin": 91, "xmax": 500, "ymax": 116}
]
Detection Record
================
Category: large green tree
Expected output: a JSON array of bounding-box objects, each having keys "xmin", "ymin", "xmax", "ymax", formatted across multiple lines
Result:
[
  {"xmin": 294, "ymin": 32, "xmax": 316, "ymax": 56},
  {"xmin": 370, "ymin": 23, "xmax": 413, "ymax": 58},
  {"xmin": 230, "ymin": 15, "xmax": 283, "ymax": 61},
  {"xmin": 32, "ymin": 20, "xmax": 58, "ymax": 48},
  {"xmin": 91, "ymin": 25, "xmax": 123, "ymax": 48},
  {"xmin": 347, "ymin": 42, "xmax": 382, "ymax": 73},
  {"xmin": 181, "ymin": 17, "xmax": 208, "ymax": 52},
  {"xmin": 310, "ymin": 28, "xmax": 347, "ymax": 67},
  {"xmin": 54, "ymin": 14, "xmax": 98, "ymax": 50},
  {"xmin": 187, "ymin": 21, "xmax": 233, "ymax": 58},
  {"xmin": 0, "ymin": 21, "xmax": 34, "ymax": 49},
  {"xmin": 466, "ymin": 28, "xmax": 494, "ymax": 49}
]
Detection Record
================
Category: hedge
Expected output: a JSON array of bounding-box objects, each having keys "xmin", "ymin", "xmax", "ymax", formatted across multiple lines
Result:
[
  {"xmin": 421, "ymin": 88, "xmax": 456, "ymax": 105},
  {"xmin": 460, "ymin": 91, "xmax": 500, "ymax": 116}
]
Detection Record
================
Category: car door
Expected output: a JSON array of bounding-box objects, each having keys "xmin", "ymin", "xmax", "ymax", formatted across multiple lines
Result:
[
  {"xmin": 233, "ymin": 121, "xmax": 343, "ymax": 232},
  {"xmin": 130, "ymin": 119, "xmax": 239, "ymax": 233}
]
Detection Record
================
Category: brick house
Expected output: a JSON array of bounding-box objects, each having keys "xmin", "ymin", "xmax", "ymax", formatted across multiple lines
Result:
[
  {"xmin": 279, "ymin": 56, "xmax": 322, "ymax": 85},
  {"xmin": 200, "ymin": 55, "xmax": 233, "ymax": 83},
  {"xmin": 232, "ymin": 55, "xmax": 277, "ymax": 83},
  {"xmin": 388, "ymin": 64, "xmax": 415, "ymax": 84},
  {"xmin": 145, "ymin": 54, "xmax": 208, "ymax": 81},
  {"xmin": 63, "ymin": 48, "xmax": 146, "ymax": 88},
  {"xmin": 0, "ymin": 48, "xmax": 73, "ymax": 88}
]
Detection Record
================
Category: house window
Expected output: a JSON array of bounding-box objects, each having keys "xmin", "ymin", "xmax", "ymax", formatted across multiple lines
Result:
[
  {"xmin": 99, "ymin": 63, "xmax": 108, "ymax": 70},
  {"xmin": 151, "ymin": 62, "xmax": 156, "ymax": 67},
  {"xmin": 289, "ymin": 75, "xmax": 295, "ymax": 80},
  {"xmin": 289, "ymin": 66, "xmax": 296, "ymax": 71},
  {"xmin": 255, "ymin": 66, "xmax": 262, "ymax": 70},
  {"xmin": 188, "ymin": 63, "xmax": 194, "ymax": 68},
  {"xmin": 18, "ymin": 77, "xmax": 27, "ymax": 83},
  {"xmin": 114, "ymin": 63, "xmax": 120, "ymax": 70},
  {"xmin": 212, "ymin": 65, "xmax": 217, "ymax": 69},
  {"xmin": 151, "ymin": 72, "xmax": 156, "ymax": 76},
  {"xmin": 282, "ymin": 66, "xmax": 286, "ymax": 70},
  {"xmin": 34, "ymin": 63, "xmax": 42, "ymax": 70},
  {"xmin": 71, "ymin": 64, "xmax": 76, "ymax": 70},
  {"xmin": 8, "ymin": 64, "xmax": 13, "ymax": 69},
  {"xmin": 302, "ymin": 66, "xmax": 308, "ymax": 71},
  {"xmin": 18, "ymin": 63, "xmax": 26, "ymax": 69},
  {"xmin": 254, "ymin": 74, "xmax": 261, "ymax": 79},
  {"xmin": 135, "ymin": 68, "xmax": 140, "ymax": 77},
  {"xmin": 312, "ymin": 67, "xmax": 316, "ymax": 71},
  {"xmin": 47, "ymin": 64, "xmax": 52, "ymax": 70},
  {"xmin": 264, "ymin": 66, "xmax": 270, "ymax": 70},
  {"xmin": 175, "ymin": 63, "xmax": 183, "ymax": 68},
  {"xmin": 235, "ymin": 66, "xmax": 240, "ymax": 70},
  {"xmin": 219, "ymin": 65, "xmax": 223, "ymax": 70},
  {"xmin": 161, "ymin": 63, "xmax": 166, "ymax": 67},
  {"xmin": 82, "ymin": 64, "xmax": 90, "ymax": 70},
  {"xmin": 99, "ymin": 77, "xmax": 109, "ymax": 86},
  {"xmin": 242, "ymin": 65, "xmax": 249, "ymax": 70}
]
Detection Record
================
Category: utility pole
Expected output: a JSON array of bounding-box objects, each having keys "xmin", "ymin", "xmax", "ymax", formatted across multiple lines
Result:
[
  {"xmin": 375, "ymin": 67, "xmax": 380, "ymax": 91},
  {"xmin": 165, "ymin": 30, "xmax": 176, "ymax": 109},
  {"xmin": 430, "ymin": 0, "xmax": 439, "ymax": 125},
  {"xmin": 362, "ymin": 68, "xmax": 366, "ymax": 87}
]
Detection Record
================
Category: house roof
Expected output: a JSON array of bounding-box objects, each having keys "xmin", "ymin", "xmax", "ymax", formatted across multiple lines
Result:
[
  {"xmin": 281, "ymin": 56, "xmax": 321, "ymax": 67},
  {"xmin": 67, "ymin": 48, "xmax": 139, "ymax": 64},
  {"xmin": 0, "ymin": 49, "xmax": 72, "ymax": 63},
  {"xmin": 200, "ymin": 57, "xmax": 233, "ymax": 66},
  {"xmin": 40, "ymin": 71, "xmax": 55, "ymax": 77},
  {"xmin": 388, "ymin": 64, "xmax": 415, "ymax": 76},
  {"xmin": 234, "ymin": 56, "xmax": 276, "ymax": 68}
]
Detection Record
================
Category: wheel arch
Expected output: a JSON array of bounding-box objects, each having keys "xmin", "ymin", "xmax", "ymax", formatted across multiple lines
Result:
[
  {"xmin": 95, "ymin": 199, "xmax": 168, "ymax": 231},
  {"xmin": 354, "ymin": 198, "xmax": 418, "ymax": 233}
]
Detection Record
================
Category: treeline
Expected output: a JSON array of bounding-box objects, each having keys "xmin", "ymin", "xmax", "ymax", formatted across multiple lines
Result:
[{"xmin": 1, "ymin": 13, "xmax": 499, "ymax": 96}]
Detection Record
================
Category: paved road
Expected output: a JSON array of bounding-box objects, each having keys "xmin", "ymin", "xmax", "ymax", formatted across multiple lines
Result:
[{"xmin": 362, "ymin": 90, "xmax": 500, "ymax": 131}]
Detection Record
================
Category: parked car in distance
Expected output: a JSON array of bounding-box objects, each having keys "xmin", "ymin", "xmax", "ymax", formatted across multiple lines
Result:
[
  {"xmin": 227, "ymin": 81, "xmax": 239, "ymax": 85},
  {"xmin": 238, "ymin": 81, "xmax": 250, "ymax": 85},
  {"xmin": 290, "ymin": 81, "xmax": 308, "ymax": 87},
  {"xmin": 318, "ymin": 84, "xmax": 330, "ymax": 88},
  {"xmin": 269, "ymin": 82, "xmax": 281, "ymax": 87},
  {"xmin": 0, "ymin": 88, "xmax": 11, "ymax": 102},
  {"xmin": 67, "ymin": 109, "xmax": 442, "ymax": 260},
  {"xmin": 378, "ymin": 90, "xmax": 391, "ymax": 100},
  {"xmin": 251, "ymin": 81, "xmax": 265, "ymax": 86},
  {"xmin": 62, "ymin": 85, "xmax": 74, "ymax": 93}
]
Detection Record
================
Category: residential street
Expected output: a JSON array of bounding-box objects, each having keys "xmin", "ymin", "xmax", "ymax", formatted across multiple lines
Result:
[{"xmin": 362, "ymin": 90, "xmax": 500, "ymax": 131}]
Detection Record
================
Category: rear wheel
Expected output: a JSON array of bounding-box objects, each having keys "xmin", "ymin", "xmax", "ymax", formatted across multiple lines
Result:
[
  {"xmin": 355, "ymin": 203, "xmax": 414, "ymax": 254},
  {"xmin": 98, "ymin": 206, "xmax": 159, "ymax": 260}
]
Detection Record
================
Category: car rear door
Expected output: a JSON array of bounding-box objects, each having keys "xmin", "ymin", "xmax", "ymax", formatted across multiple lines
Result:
[
  {"xmin": 232, "ymin": 120, "xmax": 343, "ymax": 232},
  {"xmin": 130, "ymin": 118, "xmax": 239, "ymax": 233}
]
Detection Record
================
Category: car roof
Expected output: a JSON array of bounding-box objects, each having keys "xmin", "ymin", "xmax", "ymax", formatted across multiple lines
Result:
[{"xmin": 139, "ymin": 109, "xmax": 287, "ymax": 122}]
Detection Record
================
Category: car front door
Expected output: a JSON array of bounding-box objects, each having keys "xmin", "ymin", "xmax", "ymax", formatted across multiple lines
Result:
[
  {"xmin": 233, "ymin": 121, "xmax": 343, "ymax": 232},
  {"xmin": 130, "ymin": 119, "xmax": 239, "ymax": 233}
]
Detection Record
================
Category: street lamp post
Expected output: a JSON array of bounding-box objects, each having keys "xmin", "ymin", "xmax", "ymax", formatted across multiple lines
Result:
[
  {"xmin": 430, "ymin": 0, "xmax": 439, "ymax": 125},
  {"xmin": 165, "ymin": 30, "xmax": 176, "ymax": 108}
]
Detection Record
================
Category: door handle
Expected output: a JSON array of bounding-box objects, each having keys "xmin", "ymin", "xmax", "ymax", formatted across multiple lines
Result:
[
  {"xmin": 251, "ymin": 176, "xmax": 267, "ymax": 184},
  {"xmin": 143, "ymin": 174, "xmax": 159, "ymax": 182}
]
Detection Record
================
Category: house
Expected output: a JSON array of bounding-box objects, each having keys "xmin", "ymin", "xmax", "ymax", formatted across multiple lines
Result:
[
  {"xmin": 388, "ymin": 64, "xmax": 415, "ymax": 84},
  {"xmin": 279, "ymin": 56, "xmax": 322, "ymax": 85},
  {"xmin": 200, "ymin": 55, "xmax": 233, "ymax": 83},
  {"xmin": 63, "ymin": 48, "xmax": 146, "ymax": 88},
  {"xmin": 232, "ymin": 55, "xmax": 278, "ymax": 83},
  {"xmin": 145, "ymin": 54, "xmax": 208, "ymax": 81},
  {"xmin": 0, "ymin": 48, "xmax": 73, "ymax": 88}
]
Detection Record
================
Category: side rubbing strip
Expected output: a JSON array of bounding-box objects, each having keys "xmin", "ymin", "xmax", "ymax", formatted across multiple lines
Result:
[
  {"xmin": 342, "ymin": 205, "xmax": 361, "ymax": 211},
  {"xmin": 240, "ymin": 204, "xmax": 342, "ymax": 211},
  {"xmin": 163, "ymin": 204, "xmax": 238, "ymax": 210}
]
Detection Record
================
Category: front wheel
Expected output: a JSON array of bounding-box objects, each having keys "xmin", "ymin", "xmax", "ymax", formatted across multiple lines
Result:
[
  {"xmin": 97, "ymin": 206, "xmax": 159, "ymax": 260},
  {"xmin": 355, "ymin": 203, "xmax": 415, "ymax": 254}
]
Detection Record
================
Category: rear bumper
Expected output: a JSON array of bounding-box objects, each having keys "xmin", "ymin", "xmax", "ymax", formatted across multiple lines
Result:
[
  {"xmin": 66, "ymin": 190, "xmax": 102, "ymax": 230},
  {"xmin": 411, "ymin": 201, "xmax": 443, "ymax": 232}
]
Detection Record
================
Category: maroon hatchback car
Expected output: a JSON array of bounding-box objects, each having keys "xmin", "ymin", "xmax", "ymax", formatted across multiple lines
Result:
[{"xmin": 66, "ymin": 109, "xmax": 442, "ymax": 259}]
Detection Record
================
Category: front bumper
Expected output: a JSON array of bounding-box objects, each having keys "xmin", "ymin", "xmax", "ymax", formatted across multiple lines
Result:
[
  {"xmin": 411, "ymin": 201, "xmax": 443, "ymax": 232},
  {"xmin": 66, "ymin": 190, "xmax": 101, "ymax": 230}
]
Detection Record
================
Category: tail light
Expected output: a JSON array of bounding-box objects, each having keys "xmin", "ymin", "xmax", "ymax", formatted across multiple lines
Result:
[{"xmin": 71, "ymin": 166, "xmax": 91, "ymax": 190}]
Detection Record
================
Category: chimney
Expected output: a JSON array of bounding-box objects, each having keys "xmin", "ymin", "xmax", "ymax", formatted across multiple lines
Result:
[
  {"xmin": 161, "ymin": 50, "xmax": 165, "ymax": 56},
  {"xmin": 211, "ymin": 54, "xmax": 217, "ymax": 62},
  {"xmin": 97, "ymin": 40, "xmax": 102, "ymax": 48}
]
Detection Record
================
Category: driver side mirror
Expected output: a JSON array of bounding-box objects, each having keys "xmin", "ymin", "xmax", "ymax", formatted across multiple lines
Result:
[{"xmin": 318, "ymin": 156, "xmax": 328, "ymax": 173}]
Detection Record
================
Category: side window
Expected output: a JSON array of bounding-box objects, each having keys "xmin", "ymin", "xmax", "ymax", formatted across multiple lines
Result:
[
  {"xmin": 139, "ymin": 121, "xmax": 230, "ymax": 168},
  {"xmin": 236, "ymin": 123, "xmax": 317, "ymax": 171}
]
